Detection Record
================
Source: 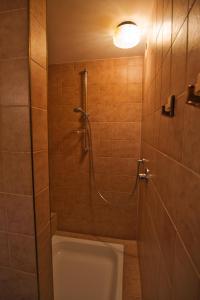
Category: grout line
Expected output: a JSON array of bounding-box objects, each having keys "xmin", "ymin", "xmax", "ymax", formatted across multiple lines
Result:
[
  {"xmin": 32, "ymin": 106, "xmax": 47, "ymax": 111},
  {"xmin": 49, "ymin": 56, "xmax": 144, "ymax": 66},
  {"xmin": 0, "ymin": 191, "xmax": 32, "ymax": 197},
  {"xmin": 0, "ymin": 150, "xmax": 32, "ymax": 154},
  {"xmin": 30, "ymin": 57, "xmax": 47, "ymax": 71},
  {"xmin": 0, "ymin": 104, "xmax": 30, "ymax": 108},
  {"xmin": 34, "ymin": 186, "xmax": 49, "ymax": 197},
  {"xmin": 0, "ymin": 7, "xmax": 27, "ymax": 14},
  {"xmin": 0, "ymin": 264, "xmax": 37, "ymax": 276},
  {"xmin": 142, "ymin": 192, "xmax": 173, "ymax": 287},
  {"xmin": 142, "ymin": 140, "xmax": 200, "ymax": 180},
  {"xmin": 149, "ymin": 179, "xmax": 200, "ymax": 279},
  {"xmin": 0, "ymin": 56, "xmax": 28, "ymax": 62}
]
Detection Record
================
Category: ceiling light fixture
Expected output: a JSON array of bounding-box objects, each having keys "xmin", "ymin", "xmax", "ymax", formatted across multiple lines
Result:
[{"xmin": 113, "ymin": 21, "xmax": 141, "ymax": 49}]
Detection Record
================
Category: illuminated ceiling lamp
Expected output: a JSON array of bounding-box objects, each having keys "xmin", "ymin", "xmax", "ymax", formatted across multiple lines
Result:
[{"xmin": 113, "ymin": 21, "xmax": 141, "ymax": 49}]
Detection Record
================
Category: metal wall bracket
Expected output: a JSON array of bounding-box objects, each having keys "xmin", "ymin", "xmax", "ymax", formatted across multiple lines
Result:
[
  {"xmin": 187, "ymin": 85, "xmax": 200, "ymax": 107},
  {"xmin": 161, "ymin": 95, "xmax": 175, "ymax": 117}
]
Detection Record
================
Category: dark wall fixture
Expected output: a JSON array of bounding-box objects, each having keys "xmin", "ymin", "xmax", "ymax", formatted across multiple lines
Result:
[
  {"xmin": 187, "ymin": 85, "xmax": 200, "ymax": 107},
  {"xmin": 161, "ymin": 95, "xmax": 175, "ymax": 117}
]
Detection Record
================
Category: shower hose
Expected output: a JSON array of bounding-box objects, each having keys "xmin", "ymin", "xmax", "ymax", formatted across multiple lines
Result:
[{"xmin": 84, "ymin": 114, "xmax": 144, "ymax": 207}]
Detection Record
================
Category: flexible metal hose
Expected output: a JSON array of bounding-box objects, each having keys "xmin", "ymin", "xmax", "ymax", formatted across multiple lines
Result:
[{"xmin": 85, "ymin": 115, "xmax": 141, "ymax": 207}]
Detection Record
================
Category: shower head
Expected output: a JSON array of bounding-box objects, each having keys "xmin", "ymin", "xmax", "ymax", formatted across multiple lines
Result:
[
  {"xmin": 73, "ymin": 107, "xmax": 85, "ymax": 113},
  {"xmin": 73, "ymin": 107, "xmax": 89, "ymax": 117}
]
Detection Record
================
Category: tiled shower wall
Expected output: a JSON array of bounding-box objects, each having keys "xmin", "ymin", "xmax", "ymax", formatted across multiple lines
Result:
[
  {"xmin": 30, "ymin": 0, "xmax": 53, "ymax": 299},
  {"xmin": 0, "ymin": 1, "xmax": 38, "ymax": 299},
  {"xmin": 0, "ymin": 1, "xmax": 52, "ymax": 299},
  {"xmin": 48, "ymin": 57, "xmax": 143, "ymax": 239},
  {"xmin": 139, "ymin": 0, "xmax": 200, "ymax": 299}
]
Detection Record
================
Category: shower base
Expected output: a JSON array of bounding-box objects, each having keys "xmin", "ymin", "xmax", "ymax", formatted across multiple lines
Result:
[{"xmin": 52, "ymin": 235, "xmax": 124, "ymax": 300}]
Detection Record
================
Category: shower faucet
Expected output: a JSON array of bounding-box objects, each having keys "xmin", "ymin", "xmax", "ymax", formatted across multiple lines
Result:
[{"xmin": 139, "ymin": 168, "xmax": 152, "ymax": 180}]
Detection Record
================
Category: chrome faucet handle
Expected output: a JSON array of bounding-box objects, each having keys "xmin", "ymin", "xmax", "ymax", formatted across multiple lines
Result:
[
  {"xmin": 72, "ymin": 129, "xmax": 86, "ymax": 135},
  {"xmin": 139, "ymin": 168, "xmax": 152, "ymax": 180}
]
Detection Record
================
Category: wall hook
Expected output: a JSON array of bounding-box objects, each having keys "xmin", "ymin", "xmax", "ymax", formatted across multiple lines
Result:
[
  {"xmin": 187, "ymin": 85, "xmax": 200, "ymax": 107},
  {"xmin": 161, "ymin": 95, "xmax": 175, "ymax": 117}
]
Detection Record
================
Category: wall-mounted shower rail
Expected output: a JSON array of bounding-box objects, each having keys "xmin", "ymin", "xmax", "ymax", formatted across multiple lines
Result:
[{"xmin": 82, "ymin": 69, "xmax": 89, "ymax": 152}]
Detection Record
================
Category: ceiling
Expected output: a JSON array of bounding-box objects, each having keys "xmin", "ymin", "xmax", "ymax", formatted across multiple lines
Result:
[{"xmin": 47, "ymin": 0, "xmax": 154, "ymax": 65}]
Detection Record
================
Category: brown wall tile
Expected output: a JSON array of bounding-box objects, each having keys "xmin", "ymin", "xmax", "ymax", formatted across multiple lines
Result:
[
  {"xmin": 172, "ymin": 0, "xmax": 189, "ymax": 41},
  {"xmin": 31, "ymin": 60, "xmax": 47, "ymax": 108},
  {"xmin": 139, "ymin": 2, "xmax": 200, "ymax": 300},
  {"xmin": 171, "ymin": 21, "xmax": 187, "ymax": 95},
  {"xmin": 37, "ymin": 224, "xmax": 53, "ymax": 300},
  {"xmin": 48, "ymin": 57, "xmax": 143, "ymax": 239},
  {"xmin": 0, "ymin": 59, "xmax": 29, "ymax": 106},
  {"xmin": 5, "ymin": 193, "xmax": 35, "ymax": 235},
  {"xmin": 0, "ymin": 232, "xmax": 9, "ymax": 267},
  {"xmin": 30, "ymin": 14, "xmax": 46, "ymax": 68},
  {"xmin": 0, "ymin": 0, "xmax": 27, "ymax": 11},
  {"xmin": 0, "ymin": 106, "xmax": 31, "ymax": 151},
  {"xmin": 0, "ymin": 9, "xmax": 28, "ymax": 59},
  {"xmin": 0, "ymin": 267, "xmax": 38, "ymax": 300},
  {"xmin": 33, "ymin": 151, "xmax": 49, "ymax": 194},
  {"xmin": 172, "ymin": 237, "xmax": 200, "ymax": 300},
  {"xmin": 0, "ymin": 152, "xmax": 33, "ymax": 195},
  {"xmin": 182, "ymin": 103, "xmax": 200, "ymax": 173},
  {"xmin": 35, "ymin": 188, "xmax": 50, "ymax": 234},
  {"xmin": 187, "ymin": 0, "xmax": 200, "ymax": 85},
  {"xmin": 32, "ymin": 108, "xmax": 48, "ymax": 151},
  {"xmin": 30, "ymin": 0, "xmax": 46, "ymax": 28},
  {"xmin": 8, "ymin": 234, "xmax": 36, "ymax": 273}
]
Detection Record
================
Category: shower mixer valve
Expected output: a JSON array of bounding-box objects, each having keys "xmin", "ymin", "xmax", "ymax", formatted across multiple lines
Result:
[{"xmin": 139, "ymin": 168, "xmax": 152, "ymax": 180}]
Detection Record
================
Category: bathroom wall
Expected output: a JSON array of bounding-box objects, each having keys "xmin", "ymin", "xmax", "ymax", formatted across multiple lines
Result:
[
  {"xmin": 139, "ymin": 0, "xmax": 200, "ymax": 299},
  {"xmin": 48, "ymin": 57, "xmax": 143, "ymax": 239},
  {"xmin": 0, "ymin": 1, "xmax": 52, "ymax": 299},
  {"xmin": 29, "ymin": 0, "xmax": 53, "ymax": 299},
  {"xmin": 0, "ymin": 1, "xmax": 38, "ymax": 299}
]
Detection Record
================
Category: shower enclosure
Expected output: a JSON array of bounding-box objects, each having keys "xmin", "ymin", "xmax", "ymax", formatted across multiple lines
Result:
[{"xmin": 48, "ymin": 57, "xmax": 143, "ymax": 239}]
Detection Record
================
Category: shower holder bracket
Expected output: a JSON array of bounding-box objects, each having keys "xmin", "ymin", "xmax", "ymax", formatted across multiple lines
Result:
[
  {"xmin": 161, "ymin": 95, "xmax": 175, "ymax": 117},
  {"xmin": 186, "ymin": 85, "xmax": 200, "ymax": 107}
]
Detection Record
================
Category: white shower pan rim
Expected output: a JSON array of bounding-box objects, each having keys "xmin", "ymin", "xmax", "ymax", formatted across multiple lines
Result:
[{"xmin": 52, "ymin": 234, "xmax": 124, "ymax": 300}]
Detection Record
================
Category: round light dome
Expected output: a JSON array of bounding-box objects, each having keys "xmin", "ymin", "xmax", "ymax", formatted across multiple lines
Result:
[{"xmin": 113, "ymin": 21, "xmax": 141, "ymax": 49}]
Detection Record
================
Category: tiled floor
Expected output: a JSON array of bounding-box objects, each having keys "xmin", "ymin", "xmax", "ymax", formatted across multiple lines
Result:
[{"xmin": 55, "ymin": 231, "xmax": 142, "ymax": 300}]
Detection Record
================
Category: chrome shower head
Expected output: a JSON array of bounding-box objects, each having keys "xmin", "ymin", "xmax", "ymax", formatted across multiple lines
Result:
[
  {"xmin": 73, "ymin": 107, "xmax": 85, "ymax": 114},
  {"xmin": 73, "ymin": 107, "xmax": 89, "ymax": 117}
]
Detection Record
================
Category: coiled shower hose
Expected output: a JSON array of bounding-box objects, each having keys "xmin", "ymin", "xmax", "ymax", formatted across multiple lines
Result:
[{"xmin": 84, "ymin": 114, "xmax": 143, "ymax": 207}]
